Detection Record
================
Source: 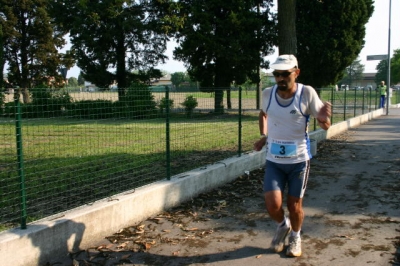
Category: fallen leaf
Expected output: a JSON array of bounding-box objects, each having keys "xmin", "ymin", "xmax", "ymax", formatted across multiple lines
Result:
[
  {"xmin": 117, "ymin": 242, "xmax": 128, "ymax": 249},
  {"xmin": 183, "ymin": 227, "xmax": 198, "ymax": 231}
]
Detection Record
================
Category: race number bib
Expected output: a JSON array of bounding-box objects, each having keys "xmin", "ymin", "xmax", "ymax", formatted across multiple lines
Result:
[{"xmin": 270, "ymin": 139, "xmax": 298, "ymax": 158}]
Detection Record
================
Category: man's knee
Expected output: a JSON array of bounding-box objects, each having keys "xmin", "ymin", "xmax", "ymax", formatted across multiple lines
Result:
[
  {"xmin": 287, "ymin": 196, "xmax": 303, "ymax": 213},
  {"xmin": 264, "ymin": 191, "xmax": 282, "ymax": 214}
]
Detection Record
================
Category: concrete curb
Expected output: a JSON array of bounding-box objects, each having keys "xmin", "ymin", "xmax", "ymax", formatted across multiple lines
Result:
[{"xmin": 0, "ymin": 108, "xmax": 386, "ymax": 266}]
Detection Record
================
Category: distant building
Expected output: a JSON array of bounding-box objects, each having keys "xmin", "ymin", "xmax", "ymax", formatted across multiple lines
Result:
[
  {"xmin": 150, "ymin": 74, "xmax": 172, "ymax": 86},
  {"xmin": 84, "ymin": 81, "xmax": 98, "ymax": 92}
]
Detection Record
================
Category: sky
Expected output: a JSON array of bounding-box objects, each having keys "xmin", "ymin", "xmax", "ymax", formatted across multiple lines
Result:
[{"xmin": 66, "ymin": 0, "xmax": 399, "ymax": 78}]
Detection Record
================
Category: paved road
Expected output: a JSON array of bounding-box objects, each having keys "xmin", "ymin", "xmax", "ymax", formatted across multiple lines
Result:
[{"xmin": 50, "ymin": 108, "xmax": 400, "ymax": 266}]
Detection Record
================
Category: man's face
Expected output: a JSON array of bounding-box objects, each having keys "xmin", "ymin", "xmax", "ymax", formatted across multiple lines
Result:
[{"xmin": 272, "ymin": 68, "xmax": 300, "ymax": 91}]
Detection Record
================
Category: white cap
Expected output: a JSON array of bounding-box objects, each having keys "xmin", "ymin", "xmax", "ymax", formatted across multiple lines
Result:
[{"xmin": 270, "ymin": 54, "xmax": 298, "ymax": 70}]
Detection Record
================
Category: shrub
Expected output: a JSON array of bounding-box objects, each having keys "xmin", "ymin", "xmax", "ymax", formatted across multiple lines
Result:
[
  {"xmin": 181, "ymin": 95, "xmax": 198, "ymax": 118},
  {"xmin": 0, "ymin": 91, "xmax": 4, "ymax": 115},
  {"xmin": 158, "ymin": 97, "xmax": 174, "ymax": 114},
  {"xmin": 115, "ymin": 83, "xmax": 158, "ymax": 119},
  {"xmin": 27, "ymin": 86, "xmax": 72, "ymax": 118},
  {"xmin": 70, "ymin": 100, "xmax": 114, "ymax": 119}
]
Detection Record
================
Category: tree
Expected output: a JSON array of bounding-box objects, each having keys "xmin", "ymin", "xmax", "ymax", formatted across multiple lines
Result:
[
  {"xmin": 173, "ymin": 0, "xmax": 276, "ymax": 113},
  {"xmin": 339, "ymin": 58, "xmax": 365, "ymax": 88},
  {"xmin": 390, "ymin": 49, "xmax": 400, "ymax": 85},
  {"xmin": 170, "ymin": 72, "xmax": 185, "ymax": 88},
  {"xmin": 77, "ymin": 72, "xmax": 85, "ymax": 86},
  {"xmin": 0, "ymin": 0, "xmax": 68, "ymax": 98},
  {"xmin": 376, "ymin": 49, "xmax": 400, "ymax": 86},
  {"xmin": 53, "ymin": 0, "xmax": 169, "ymax": 98},
  {"xmin": 68, "ymin": 77, "xmax": 78, "ymax": 88},
  {"xmin": 0, "ymin": 24, "xmax": 4, "ymax": 88},
  {"xmin": 277, "ymin": 0, "xmax": 297, "ymax": 54},
  {"xmin": 374, "ymin": 60, "xmax": 387, "ymax": 87},
  {"xmin": 296, "ymin": 0, "xmax": 374, "ymax": 88}
]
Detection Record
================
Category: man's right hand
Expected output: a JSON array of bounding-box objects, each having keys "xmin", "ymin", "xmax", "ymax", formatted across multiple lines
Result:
[{"xmin": 253, "ymin": 137, "xmax": 266, "ymax": 151}]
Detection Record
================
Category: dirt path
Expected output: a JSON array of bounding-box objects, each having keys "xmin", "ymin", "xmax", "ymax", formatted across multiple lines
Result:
[{"xmin": 48, "ymin": 112, "xmax": 400, "ymax": 266}]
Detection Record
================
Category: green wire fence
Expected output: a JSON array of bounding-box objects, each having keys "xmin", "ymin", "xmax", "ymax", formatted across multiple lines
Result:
[{"xmin": 0, "ymin": 85, "xmax": 398, "ymax": 231}]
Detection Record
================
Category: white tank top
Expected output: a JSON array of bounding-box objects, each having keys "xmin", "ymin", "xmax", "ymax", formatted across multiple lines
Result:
[{"xmin": 265, "ymin": 84, "xmax": 311, "ymax": 163}]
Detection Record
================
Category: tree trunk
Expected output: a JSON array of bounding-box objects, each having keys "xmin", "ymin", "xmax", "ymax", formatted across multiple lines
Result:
[
  {"xmin": 0, "ymin": 25, "xmax": 3, "ymax": 88},
  {"xmin": 22, "ymin": 88, "xmax": 31, "ymax": 104},
  {"xmin": 226, "ymin": 88, "xmax": 232, "ymax": 109},
  {"xmin": 116, "ymin": 29, "xmax": 127, "ymax": 99},
  {"xmin": 214, "ymin": 58, "xmax": 230, "ymax": 114},
  {"xmin": 278, "ymin": 0, "xmax": 297, "ymax": 55}
]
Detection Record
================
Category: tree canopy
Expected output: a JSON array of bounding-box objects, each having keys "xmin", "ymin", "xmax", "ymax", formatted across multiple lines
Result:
[
  {"xmin": 52, "ymin": 0, "xmax": 169, "ymax": 97},
  {"xmin": 0, "ymin": 24, "xmax": 4, "ymax": 88},
  {"xmin": 339, "ymin": 58, "xmax": 365, "ymax": 88},
  {"xmin": 390, "ymin": 49, "xmax": 400, "ymax": 85},
  {"xmin": 173, "ymin": 0, "xmax": 277, "ymax": 113},
  {"xmin": 170, "ymin": 72, "xmax": 185, "ymax": 88},
  {"xmin": 296, "ymin": 0, "xmax": 374, "ymax": 88},
  {"xmin": 375, "ymin": 49, "xmax": 400, "ymax": 86},
  {"xmin": 374, "ymin": 60, "xmax": 387, "ymax": 86},
  {"xmin": 277, "ymin": 0, "xmax": 297, "ymax": 55},
  {"xmin": 0, "ymin": 0, "xmax": 68, "ymax": 89}
]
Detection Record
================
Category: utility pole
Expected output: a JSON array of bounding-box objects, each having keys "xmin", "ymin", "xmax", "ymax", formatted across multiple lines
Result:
[{"xmin": 386, "ymin": 0, "xmax": 392, "ymax": 115}]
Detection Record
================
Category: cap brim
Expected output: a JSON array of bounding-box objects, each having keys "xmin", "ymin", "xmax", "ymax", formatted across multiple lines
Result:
[{"xmin": 270, "ymin": 63, "xmax": 296, "ymax": 70}]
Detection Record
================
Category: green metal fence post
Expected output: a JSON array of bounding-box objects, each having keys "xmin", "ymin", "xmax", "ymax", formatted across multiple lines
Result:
[
  {"xmin": 344, "ymin": 88, "xmax": 347, "ymax": 121},
  {"xmin": 353, "ymin": 89, "xmax": 357, "ymax": 117},
  {"xmin": 165, "ymin": 86, "xmax": 171, "ymax": 180},
  {"xmin": 238, "ymin": 86, "xmax": 242, "ymax": 156},
  {"xmin": 369, "ymin": 88, "xmax": 372, "ymax": 112},
  {"xmin": 14, "ymin": 98, "xmax": 27, "ymax": 229},
  {"xmin": 330, "ymin": 87, "xmax": 334, "ymax": 125},
  {"xmin": 362, "ymin": 88, "xmax": 366, "ymax": 114}
]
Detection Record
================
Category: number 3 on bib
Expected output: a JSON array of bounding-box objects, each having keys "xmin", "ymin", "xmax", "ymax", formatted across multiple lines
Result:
[{"xmin": 270, "ymin": 139, "xmax": 298, "ymax": 158}]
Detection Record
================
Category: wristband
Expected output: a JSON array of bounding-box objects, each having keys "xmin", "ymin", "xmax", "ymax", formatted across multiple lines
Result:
[{"xmin": 260, "ymin": 134, "xmax": 266, "ymax": 138}]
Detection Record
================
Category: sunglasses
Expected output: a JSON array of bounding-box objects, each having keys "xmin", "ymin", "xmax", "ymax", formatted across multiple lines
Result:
[{"xmin": 272, "ymin": 71, "xmax": 295, "ymax": 78}]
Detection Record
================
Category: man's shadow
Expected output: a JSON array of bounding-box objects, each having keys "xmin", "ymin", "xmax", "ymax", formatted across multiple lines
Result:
[{"xmin": 19, "ymin": 219, "xmax": 85, "ymax": 266}]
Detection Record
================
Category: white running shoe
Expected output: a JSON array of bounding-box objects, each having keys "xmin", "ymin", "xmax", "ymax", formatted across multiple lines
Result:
[
  {"xmin": 286, "ymin": 235, "xmax": 302, "ymax": 257},
  {"xmin": 271, "ymin": 219, "xmax": 291, "ymax": 253}
]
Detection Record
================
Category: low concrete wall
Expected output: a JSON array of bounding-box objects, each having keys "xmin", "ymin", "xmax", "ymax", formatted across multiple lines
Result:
[
  {"xmin": 0, "ymin": 108, "xmax": 385, "ymax": 266},
  {"xmin": 0, "ymin": 150, "xmax": 265, "ymax": 266},
  {"xmin": 309, "ymin": 108, "xmax": 383, "ymax": 142}
]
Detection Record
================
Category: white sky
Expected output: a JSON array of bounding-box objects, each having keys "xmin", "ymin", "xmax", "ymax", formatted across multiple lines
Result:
[{"xmin": 67, "ymin": 0, "xmax": 399, "ymax": 78}]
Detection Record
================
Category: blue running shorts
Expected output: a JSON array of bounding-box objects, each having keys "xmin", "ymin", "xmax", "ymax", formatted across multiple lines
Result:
[{"xmin": 263, "ymin": 160, "xmax": 310, "ymax": 198}]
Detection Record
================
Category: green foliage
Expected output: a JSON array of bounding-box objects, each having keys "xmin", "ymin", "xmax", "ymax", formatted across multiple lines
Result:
[
  {"xmin": 181, "ymin": 95, "xmax": 198, "ymax": 118},
  {"xmin": 0, "ymin": 92, "xmax": 4, "ymax": 115},
  {"xmin": 70, "ymin": 100, "xmax": 114, "ymax": 119},
  {"xmin": 391, "ymin": 49, "xmax": 400, "ymax": 85},
  {"xmin": 1, "ymin": 0, "xmax": 67, "ymax": 88},
  {"xmin": 0, "ymin": 24, "xmax": 4, "ymax": 88},
  {"xmin": 296, "ymin": 0, "xmax": 374, "ymax": 88},
  {"xmin": 375, "ymin": 60, "xmax": 388, "ymax": 86},
  {"xmin": 376, "ymin": 49, "xmax": 400, "ymax": 86},
  {"xmin": 2, "ymin": 85, "xmax": 73, "ymax": 118},
  {"xmin": 114, "ymin": 83, "xmax": 158, "ymax": 119},
  {"xmin": 52, "ymin": 0, "xmax": 168, "ymax": 89},
  {"xmin": 171, "ymin": 72, "xmax": 185, "ymax": 88},
  {"xmin": 78, "ymin": 72, "xmax": 85, "ymax": 86},
  {"xmin": 173, "ymin": 0, "xmax": 276, "ymax": 113},
  {"xmin": 338, "ymin": 58, "xmax": 365, "ymax": 87},
  {"xmin": 68, "ymin": 77, "xmax": 79, "ymax": 87},
  {"xmin": 158, "ymin": 97, "xmax": 174, "ymax": 114},
  {"xmin": 21, "ymin": 86, "xmax": 73, "ymax": 118}
]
